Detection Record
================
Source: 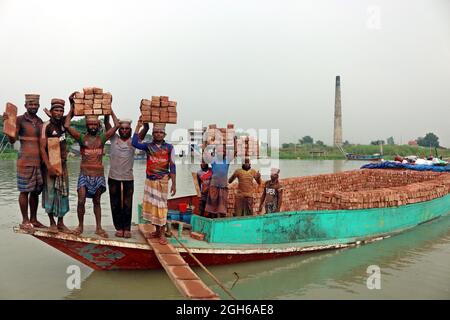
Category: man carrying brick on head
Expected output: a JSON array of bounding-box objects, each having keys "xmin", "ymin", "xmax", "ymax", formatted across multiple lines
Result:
[
  {"xmin": 2, "ymin": 94, "xmax": 45, "ymax": 231},
  {"xmin": 64, "ymin": 92, "xmax": 120, "ymax": 238},
  {"xmin": 39, "ymin": 98, "xmax": 72, "ymax": 233},
  {"xmin": 104, "ymin": 116, "xmax": 149, "ymax": 238},
  {"xmin": 228, "ymin": 159, "xmax": 261, "ymax": 216},
  {"xmin": 259, "ymin": 168, "xmax": 283, "ymax": 214},
  {"xmin": 132, "ymin": 121, "xmax": 176, "ymax": 245}
]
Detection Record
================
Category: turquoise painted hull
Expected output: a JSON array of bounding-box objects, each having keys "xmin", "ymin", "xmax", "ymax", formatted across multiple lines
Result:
[{"xmin": 191, "ymin": 194, "xmax": 450, "ymax": 245}]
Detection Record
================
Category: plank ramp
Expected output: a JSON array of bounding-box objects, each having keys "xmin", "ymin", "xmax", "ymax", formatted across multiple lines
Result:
[{"xmin": 138, "ymin": 224, "xmax": 219, "ymax": 300}]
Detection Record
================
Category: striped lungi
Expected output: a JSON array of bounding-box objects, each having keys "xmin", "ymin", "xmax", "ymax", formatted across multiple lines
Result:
[
  {"xmin": 42, "ymin": 163, "xmax": 70, "ymax": 218},
  {"xmin": 77, "ymin": 174, "xmax": 106, "ymax": 198},
  {"xmin": 17, "ymin": 165, "xmax": 43, "ymax": 194},
  {"xmin": 142, "ymin": 176, "xmax": 169, "ymax": 226}
]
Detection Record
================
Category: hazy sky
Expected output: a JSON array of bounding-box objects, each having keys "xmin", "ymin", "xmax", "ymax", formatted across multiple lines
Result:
[{"xmin": 1, "ymin": 0, "xmax": 449, "ymax": 146}]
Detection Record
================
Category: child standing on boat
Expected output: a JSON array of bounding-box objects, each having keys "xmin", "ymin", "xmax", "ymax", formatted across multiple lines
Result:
[
  {"xmin": 259, "ymin": 168, "xmax": 283, "ymax": 214},
  {"xmin": 132, "ymin": 121, "xmax": 176, "ymax": 245}
]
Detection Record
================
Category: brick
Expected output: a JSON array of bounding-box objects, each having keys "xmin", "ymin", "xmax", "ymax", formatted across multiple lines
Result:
[
  {"xmin": 74, "ymin": 104, "xmax": 85, "ymax": 116},
  {"xmin": 190, "ymin": 232, "xmax": 205, "ymax": 241},
  {"xmin": 3, "ymin": 103, "xmax": 17, "ymax": 137},
  {"xmin": 83, "ymin": 87, "xmax": 94, "ymax": 95},
  {"xmin": 74, "ymin": 92, "xmax": 84, "ymax": 99},
  {"xmin": 47, "ymin": 137, "xmax": 62, "ymax": 174}
]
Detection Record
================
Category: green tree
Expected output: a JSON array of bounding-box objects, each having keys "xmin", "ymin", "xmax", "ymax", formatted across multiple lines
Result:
[
  {"xmin": 417, "ymin": 132, "xmax": 439, "ymax": 148},
  {"xmin": 315, "ymin": 140, "xmax": 325, "ymax": 147},
  {"xmin": 370, "ymin": 140, "xmax": 385, "ymax": 146},
  {"xmin": 386, "ymin": 136, "xmax": 395, "ymax": 145},
  {"xmin": 299, "ymin": 136, "xmax": 313, "ymax": 145}
]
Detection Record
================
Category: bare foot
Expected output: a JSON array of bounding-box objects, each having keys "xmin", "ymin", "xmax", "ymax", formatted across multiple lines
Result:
[
  {"xmin": 123, "ymin": 230, "xmax": 132, "ymax": 238},
  {"xmin": 150, "ymin": 231, "xmax": 160, "ymax": 238},
  {"xmin": 72, "ymin": 226, "xmax": 83, "ymax": 236},
  {"xmin": 30, "ymin": 220, "xmax": 47, "ymax": 228},
  {"xmin": 19, "ymin": 222, "xmax": 34, "ymax": 232},
  {"xmin": 48, "ymin": 225, "xmax": 59, "ymax": 234},
  {"xmin": 115, "ymin": 230, "xmax": 124, "ymax": 238},
  {"xmin": 158, "ymin": 235, "xmax": 168, "ymax": 245},
  {"xmin": 95, "ymin": 228, "xmax": 109, "ymax": 238},
  {"xmin": 57, "ymin": 225, "xmax": 73, "ymax": 234}
]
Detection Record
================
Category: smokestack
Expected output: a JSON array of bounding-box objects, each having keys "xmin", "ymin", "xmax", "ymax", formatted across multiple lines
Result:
[{"xmin": 334, "ymin": 75, "xmax": 343, "ymax": 146}]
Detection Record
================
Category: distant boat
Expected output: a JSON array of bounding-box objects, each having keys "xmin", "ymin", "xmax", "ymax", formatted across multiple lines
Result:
[{"xmin": 345, "ymin": 153, "xmax": 382, "ymax": 161}]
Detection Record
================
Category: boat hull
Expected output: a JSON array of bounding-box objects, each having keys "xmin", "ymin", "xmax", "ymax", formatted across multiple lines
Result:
[
  {"xmin": 33, "ymin": 232, "xmax": 358, "ymax": 270},
  {"xmin": 17, "ymin": 180, "xmax": 450, "ymax": 270}
]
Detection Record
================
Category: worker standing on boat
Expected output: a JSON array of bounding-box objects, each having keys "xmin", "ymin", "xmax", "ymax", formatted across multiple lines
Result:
[
  {"xmin": 64, "ymin": 92, "xmax": 120, "ymax": 238},
  {"xmin": 228, "ymin": 159, "xmax": 261, "ymax": 216},
  {"xmin": 197, "ymin": 162, "xmax": 212, "ymax": 216},
  {"xmin": 39, "ymin": 99, "xmax": 72, "ymax": 233},
  {"xmin": 2, "ymin": 94, "xmax": 46, "ymax": 231},
  {"xmin": 104, "ymin": 117, "xmax": 149, "ymax": 238},
  {"xmin": 259, "ymin": 168, "xmax": 283, "ymax": 214},
  {"xmin": 132, "ymin": 121, "xmax": 176, "ymax": 245},
  {"xmin": 205, "ymin": 144, "xmax": 233, "ymax": 218}
]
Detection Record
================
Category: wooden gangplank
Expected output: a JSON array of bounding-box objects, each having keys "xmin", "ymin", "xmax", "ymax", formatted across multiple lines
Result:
[{"xmin": 138, "ymin": 224, "xmax": 219, "ymax": 300}]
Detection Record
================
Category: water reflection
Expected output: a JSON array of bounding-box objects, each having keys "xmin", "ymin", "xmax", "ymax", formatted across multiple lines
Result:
[{"xmin": 63, "ymin": 215, "xmax": 450, "ymax": 300}]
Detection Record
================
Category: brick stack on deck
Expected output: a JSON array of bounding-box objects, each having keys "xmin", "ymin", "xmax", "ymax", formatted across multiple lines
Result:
[
  {"xmin": 226, "ymin": 170, "xmax": 450, "ymax": 215},
  {"xmin": 73, "ymin": 87, "xmax": 112, "ymax": 116}
]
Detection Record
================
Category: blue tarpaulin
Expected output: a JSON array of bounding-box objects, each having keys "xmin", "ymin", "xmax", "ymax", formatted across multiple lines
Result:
[{"xmin": 361, "ymin": 161, "xmax": 450, "ymax": 172}]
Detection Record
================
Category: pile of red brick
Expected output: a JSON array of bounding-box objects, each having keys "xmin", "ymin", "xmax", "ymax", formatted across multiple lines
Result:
[
  {"xmin": 226, "ymin": 169, "xmax": 450, "ymax": 215},
  {"xmin": 206, "ymin": 124, "xmax": 235, "ymax": 146},
  {"xmin": 236, "ymin": 136, "xmax": 259, "ymax": 157},
  {"xmin": 73, "ymin": 87, "xmax": 112, "ymax": 116},
  {"xmin": 140, "ymin": 96, "xmax": 177, "ymax": 123}
]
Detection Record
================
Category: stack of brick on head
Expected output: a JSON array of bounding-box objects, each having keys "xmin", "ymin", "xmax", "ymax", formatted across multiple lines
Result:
[
  {"xmin": 39, "ymin": 98, "xmax": 73, "ymax": 233},
  {"xmin": 133, "ymin": 120, "xmax": 176, "ymax": 245},
  {"xmin": 2, "ymin": 93, "xmax": 46, "ymax": 231},
  {"xmin": 64, "ymin": 90, "xmax": 121, "ymax": 238}
]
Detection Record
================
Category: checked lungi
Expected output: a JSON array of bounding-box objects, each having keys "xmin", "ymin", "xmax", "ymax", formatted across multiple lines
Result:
[
  {"xmin": 142, "ymin": 176, "xmax": 169, "ymax": 226},
  {"xmin": 42, "ymin": 162, "xmax": 69, "ymax": 218},
  {"xmin": 17, "ymin": 165, "xmax": 43, "ymax": 194},
  {"xmin": 77, "ymin": 174, "xmax": 106, "ymax": 198}
]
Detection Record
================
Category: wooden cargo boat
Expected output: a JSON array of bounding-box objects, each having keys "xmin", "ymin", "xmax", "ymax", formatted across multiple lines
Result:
[{"xmin": 14, "ymin": 169, "xmax": 450, "ymax": 270}]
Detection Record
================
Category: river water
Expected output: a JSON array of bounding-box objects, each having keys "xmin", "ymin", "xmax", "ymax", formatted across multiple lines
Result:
[{"xmin": 0, "ymin": 159, "xmax": 449, "ymax": 299}]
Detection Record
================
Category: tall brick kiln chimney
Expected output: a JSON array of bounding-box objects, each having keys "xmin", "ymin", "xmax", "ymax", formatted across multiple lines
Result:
[{"xmin": 333, "ymin": 75, "xmax": 343, "ymax": 146}]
